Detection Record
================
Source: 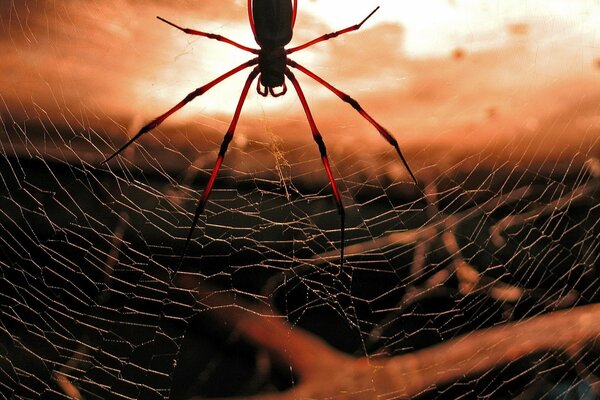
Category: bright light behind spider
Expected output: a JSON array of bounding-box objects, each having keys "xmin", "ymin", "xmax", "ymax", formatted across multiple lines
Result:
[{"xmin": 134, "ymin": 0, "xmax": 600, "ymax": 133}]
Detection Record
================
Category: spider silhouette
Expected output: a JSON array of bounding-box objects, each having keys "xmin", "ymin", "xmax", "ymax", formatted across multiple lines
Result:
[{"xmin": 103, "ymin": 0, "xmax": 417, "ymax": 269}]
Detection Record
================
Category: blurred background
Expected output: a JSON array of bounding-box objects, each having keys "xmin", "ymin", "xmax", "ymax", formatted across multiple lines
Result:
[{"xmin": 1, "ymin": 1, "xmax": 599, "ymax": 399}]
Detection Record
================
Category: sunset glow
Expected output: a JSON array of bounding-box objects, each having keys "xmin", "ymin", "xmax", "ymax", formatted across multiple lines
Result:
[
  {"xmin": 2, "ymin": 0, "xmax": 599, "ymax": 172},
  {"xmin": 136, "ymin": 0, "xmax": 600, "ymax": 124}
]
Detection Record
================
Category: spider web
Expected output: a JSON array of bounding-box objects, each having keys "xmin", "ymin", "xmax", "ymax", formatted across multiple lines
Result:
[{"xmin": 1, "ymin": 1, "xmax": 600, "ymax": 399}]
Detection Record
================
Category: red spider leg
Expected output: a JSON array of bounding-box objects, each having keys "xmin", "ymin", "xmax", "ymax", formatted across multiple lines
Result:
[
  {"xmin": 285, "ymin": 68, "xmax": 345, "ymax": 268},
  {"xmin": 256, "ymin": 78, "xmax": 268, "ymax": 97},
  {"xmin": 288, "ymin": 59, "xmax": 418, "ymax": 186},
  {"xmin": 248, "ymin": 0, "xmax": 257, "ymax": 40},
  {"xmin": 177, "ymin": 67, "xmax": 260, "ymax": 271},
  {"xmin": 102, "ymin": 58, "xmax": 258, "ymax": 164},
  {"xmin": 157, "ymin": 16, "xmax": 259, "ymax": 54},
  {"xmin": 287, "ymin": 6, "xmax": 379, "ymax": 55},
  {"xmin": 291, "ymin": 0, "xmax": 298, "ymax": 28},
  {"xmin": 269, "ymin": 83, "xmax": 287, "ymax": 97}
]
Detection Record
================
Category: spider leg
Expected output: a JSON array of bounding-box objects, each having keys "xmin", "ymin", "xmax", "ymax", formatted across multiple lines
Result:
[
  {"xmin": 157, "ymin": 16, "xmax": 259, "ymax": 54},
  {"xmin": 102, "ymin": 58, "xmax": 258, "ymax": 164},
  {"xmin": 288, "ymin": 59, "xmax": 418, "ymax": 186},
  {"xmin": 291, "ymin": 0, "xmax": 298, "ymax": 28},
  {"xmin": 269, "ymin": 82, "xmax": 287, "ymax": 97},
  {"xmin": 287, "ymin": 6, "xmax": 379, "ymax": 54},
  {"xmin": 256, "ymin": 77, "xmax": 269, "ymax": 97},
  {"xmin": 176, "ymin": 67, "xmax": 260, "ymax": 273},
  {"xmin": 285, "ymin": 68, "xmax": 345, "ymax": 268},
  {"xmin": 247, "ymin": 0, "xmax": 257, "ymax": 41}
]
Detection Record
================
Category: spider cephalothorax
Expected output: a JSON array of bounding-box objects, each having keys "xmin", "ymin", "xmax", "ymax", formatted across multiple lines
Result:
[
  {"xmin": 103, "ymin": 0, "xmax": 417, "ymax": 272},
  {"xmin": 257, "ymin": 46, "xmax": 287, "ymax": 96}
]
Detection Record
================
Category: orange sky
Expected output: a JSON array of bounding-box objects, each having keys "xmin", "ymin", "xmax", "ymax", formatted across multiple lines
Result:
[{"xmin": 1, "ymin": 0, "xmax": 599, "ymax": 181}]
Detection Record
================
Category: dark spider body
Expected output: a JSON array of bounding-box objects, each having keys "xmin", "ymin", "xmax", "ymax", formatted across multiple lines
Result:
[
  {"xmin": 103, "ymin": 0, "xmax": 418, "ymax": 275},
  {"xmin": 252, "ymin": 0, "xmax": 293, "ymax": 47},
  {"xmin": 258, "ymin": 47, "xmax": 287, "ymax": 92},
  {"xmin": 253, "ymin": 0, "xmax": 293, "ymax": 94}
]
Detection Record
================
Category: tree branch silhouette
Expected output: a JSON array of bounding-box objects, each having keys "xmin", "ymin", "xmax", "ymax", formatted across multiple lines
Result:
[{"xmin": 180, "ymin": 276, "xmax": 600, "ymax": 400}]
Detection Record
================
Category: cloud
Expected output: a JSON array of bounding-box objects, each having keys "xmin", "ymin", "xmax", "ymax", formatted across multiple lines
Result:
[{"xmin": 1, "ymin": 0, "xmax": 598, "ymax": 180}]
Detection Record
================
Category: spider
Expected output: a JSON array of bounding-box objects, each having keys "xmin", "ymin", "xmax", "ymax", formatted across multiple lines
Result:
[{"xmin": 103, "ymin": 0, "xmax": 417, "ymax": 269}]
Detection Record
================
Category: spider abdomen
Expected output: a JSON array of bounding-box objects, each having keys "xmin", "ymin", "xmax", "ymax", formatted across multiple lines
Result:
[{"xmin": 252, "ymin": 0, "xmax": 293, "ymax": 48}]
